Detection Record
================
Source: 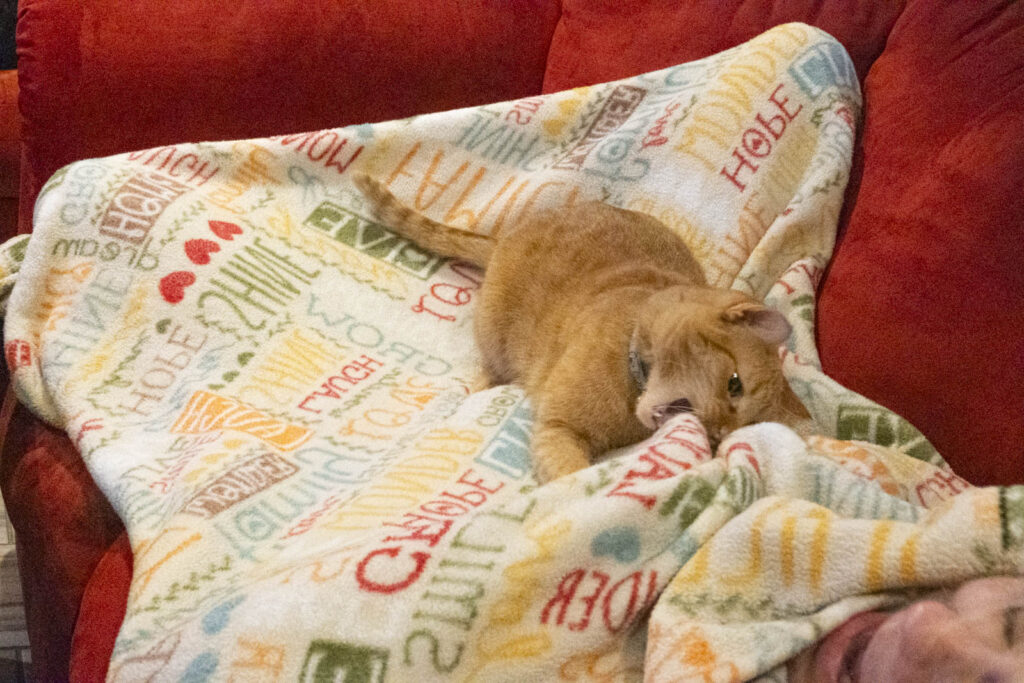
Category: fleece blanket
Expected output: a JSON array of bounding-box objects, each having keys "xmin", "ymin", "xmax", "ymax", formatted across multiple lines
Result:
[{"xmin": 5, "ymin": 23, "xmax": 1023, "ymax": 681}]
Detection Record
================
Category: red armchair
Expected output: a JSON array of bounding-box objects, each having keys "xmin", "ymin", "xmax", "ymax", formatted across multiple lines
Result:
[{"xmin": 3, "ymin": 1, "xmax": 1022, "ymax": 679}]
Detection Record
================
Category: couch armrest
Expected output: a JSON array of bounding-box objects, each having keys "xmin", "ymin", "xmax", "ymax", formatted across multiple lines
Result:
[{"xmin": 0, "ymin": 69, "xmax": 16, "ymax": 241}]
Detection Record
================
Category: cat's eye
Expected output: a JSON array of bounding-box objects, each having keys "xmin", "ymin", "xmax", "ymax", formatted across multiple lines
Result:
[
  {"xmin": 628, "ymin": 350, "xmax": 649, "ymax": 387},
  {"xmin": 639, "ymin": 358, "xmax": 650, "ymax": 382},
  {"xmin": 727, "ymin": 372, "xmax": 743, "ymax": 398}
]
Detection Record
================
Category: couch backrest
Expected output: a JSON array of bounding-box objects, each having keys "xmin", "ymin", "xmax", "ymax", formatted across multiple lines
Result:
[
  {"xmin": 541, "ymin": 0, "xmax": 904, "ymax": 92},
  {"xmin": 14, "ymin": 0, "xmax": 562, "ymax": 234}
]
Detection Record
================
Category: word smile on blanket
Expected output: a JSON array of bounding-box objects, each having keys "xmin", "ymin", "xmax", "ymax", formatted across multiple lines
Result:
[{"xmin": 197, "ymin": 236, "xmax": 319, "ymax": 330}]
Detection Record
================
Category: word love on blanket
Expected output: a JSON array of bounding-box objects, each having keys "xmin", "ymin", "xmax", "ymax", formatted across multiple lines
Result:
[{"xmin": 6, "ymin": 22, "xmax": 1022, "ymax": 682}]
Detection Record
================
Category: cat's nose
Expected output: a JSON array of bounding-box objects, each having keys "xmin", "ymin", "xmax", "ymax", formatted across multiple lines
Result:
[{"xmin": 651, "ymin": 398, "xmax": 693, "ymax": 426}]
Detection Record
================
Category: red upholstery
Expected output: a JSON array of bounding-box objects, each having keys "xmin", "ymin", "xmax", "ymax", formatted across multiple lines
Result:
[
  {"xmin": 14, "ymin": 0, "xmax": 562, "ymax": 235},
  {"xmin": 0, "ymin": 396, "xmax": 124, "ymax": 682},
  {"xmin": 0, "ymin": 69, "xmax": 17, "ymax": 241},
  {"xmin": 4, "ymin": 0, "xmax": 1023, "ymax": 678},
  {"xmin": 69, "ymin": 533, "xmax": 132, "ymax": 683},
  {"xmin": 542, "ymin": 0, "xmax": 905, "ymax": 91},
  {"xmin": 817, "ymin": 0, "xmax": 1024, "ymax": 486}
]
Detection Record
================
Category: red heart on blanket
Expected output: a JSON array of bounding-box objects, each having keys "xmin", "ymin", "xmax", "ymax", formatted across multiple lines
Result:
[
  {"xmin": 159, "ymin": 271, "xmax": 196, "ymax": 304},
  {"xmin": 184, "ymin": 238, "xmax": 221, "ymax": 265},
  {"xmin": 209, "ymin": 220, "xmax": 243, "ymax": 241}
]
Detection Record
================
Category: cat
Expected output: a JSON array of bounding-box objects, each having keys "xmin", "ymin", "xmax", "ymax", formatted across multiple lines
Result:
[{"xmin": 354, "ymin": 174, "xmax": 811, "ymax": 482}]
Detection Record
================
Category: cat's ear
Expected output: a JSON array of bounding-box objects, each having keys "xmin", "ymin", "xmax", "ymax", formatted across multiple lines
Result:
[{"xmin": 721, "ymin": 301, "xmax": 791, "ymax": 345}]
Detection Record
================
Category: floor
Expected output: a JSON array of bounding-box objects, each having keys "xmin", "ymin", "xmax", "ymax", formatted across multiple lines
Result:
[{"xmin": 0, "ymin": 495, "xmax": 30, "ymax": 681}]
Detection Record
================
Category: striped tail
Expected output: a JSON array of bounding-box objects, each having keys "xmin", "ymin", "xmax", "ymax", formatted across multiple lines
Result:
[{"xmin": 353, "ymin": 174, "xmax": 494, "ymax": 268}]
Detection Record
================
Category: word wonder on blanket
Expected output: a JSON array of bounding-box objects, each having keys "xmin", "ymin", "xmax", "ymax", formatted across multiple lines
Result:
[{"xmin": 6, "ymin": 22, "xmax": 1021, "ymax": 682}]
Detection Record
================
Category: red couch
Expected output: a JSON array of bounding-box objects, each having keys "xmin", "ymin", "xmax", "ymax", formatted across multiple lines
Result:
[{"xmin": 2, "ymin": 1, "xmax": 1022, "ymax": 679}]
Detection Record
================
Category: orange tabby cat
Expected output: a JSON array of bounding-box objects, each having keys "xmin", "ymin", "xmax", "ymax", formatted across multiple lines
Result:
[{"xmin": 355, "ymin": 175, "xmax": 810, "ymax": 482}]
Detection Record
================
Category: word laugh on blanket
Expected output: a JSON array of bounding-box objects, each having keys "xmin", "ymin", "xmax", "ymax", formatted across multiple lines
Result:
[{"xmin": 172, "ymin": 390, "xmax": 314, "ymax": 451}]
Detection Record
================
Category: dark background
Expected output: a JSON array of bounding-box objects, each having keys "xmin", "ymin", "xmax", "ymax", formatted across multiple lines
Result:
[{"xmin": 1, "ymin": 0, "xmax": 15, "ymax": 69}]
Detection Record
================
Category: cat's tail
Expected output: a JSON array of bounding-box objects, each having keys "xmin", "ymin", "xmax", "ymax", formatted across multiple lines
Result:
[{"xmin": 353, "ymin": 174, "xmax": 494, "ymax": 268}]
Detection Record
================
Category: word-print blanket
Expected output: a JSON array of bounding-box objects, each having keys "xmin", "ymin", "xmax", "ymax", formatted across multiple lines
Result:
[{"xmin": 6, "ymin": 23, "xmax": 1023, "ymax": 682}]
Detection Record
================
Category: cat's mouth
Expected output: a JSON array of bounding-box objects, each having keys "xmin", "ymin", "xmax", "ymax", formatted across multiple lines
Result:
[{"xmin": 650, "ymin": 398, "xmax": 693, "ymax": 427}]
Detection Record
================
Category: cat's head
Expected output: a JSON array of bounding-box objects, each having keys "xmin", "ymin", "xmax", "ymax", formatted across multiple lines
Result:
[{"xmin": 631, "ymin": 285, "xmax": 809, "ymax": 443}]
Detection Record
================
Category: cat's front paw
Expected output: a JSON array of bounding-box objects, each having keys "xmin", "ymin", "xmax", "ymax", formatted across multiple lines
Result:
[
  {"xmin": 531, "ymin": 424, "xmax": 592, "ymax": 483},
  {"xmin": 533, "ymin": 455, "xmax": 589, "ymax": 483}
]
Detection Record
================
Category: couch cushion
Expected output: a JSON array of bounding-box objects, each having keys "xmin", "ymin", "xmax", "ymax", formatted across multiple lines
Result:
[
  {"xmin": 817, "ymin": 0, "xmax": 1024, "ymax": 485},
  {"xmin": 542, "ymin": 0, "xmax": 904, "ymax": 92},
  {"xmin": 14, "ymin": 0, "xmax": 561, "ymax": 233}
]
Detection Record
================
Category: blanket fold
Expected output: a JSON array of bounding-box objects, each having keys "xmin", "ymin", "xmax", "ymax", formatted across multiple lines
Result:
[{"xmin": 5, "ymin": 22, "xmax": 1020, "ymax": 682}]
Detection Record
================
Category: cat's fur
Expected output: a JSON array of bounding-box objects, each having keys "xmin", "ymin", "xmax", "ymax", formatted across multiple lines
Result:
[{"xmin": 355, "ymin": 175, "xmax": 810, "ymax": 481}]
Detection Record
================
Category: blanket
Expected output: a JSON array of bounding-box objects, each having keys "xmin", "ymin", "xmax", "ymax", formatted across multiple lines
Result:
[{"xmin": 6, "ymin": 23, "xmax": 1022, "ymax": 681}]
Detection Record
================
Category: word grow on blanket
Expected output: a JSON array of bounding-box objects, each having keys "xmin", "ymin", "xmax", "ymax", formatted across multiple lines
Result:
[{"xmin": 6, "ymin": 22, "xmax": 1023, "ymax": 682}]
